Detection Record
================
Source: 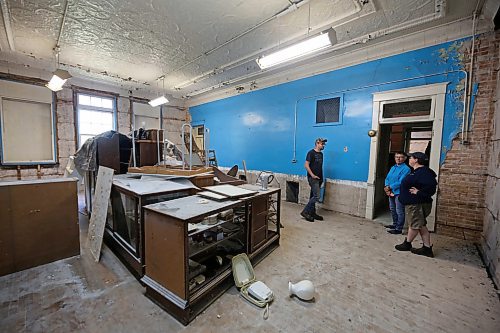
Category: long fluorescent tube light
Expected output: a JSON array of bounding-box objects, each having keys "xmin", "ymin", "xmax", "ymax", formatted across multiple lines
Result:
[
  {"xmin": 256, "ymin": 30, "xmax": 334, "ymax": 69},
  {"xmin": 148, "ymin": 95, "xmax": 169, "ymax": 107},
  {"xmin": 45, "ymin": 69, "xmax": 72, "ymax": 92}
]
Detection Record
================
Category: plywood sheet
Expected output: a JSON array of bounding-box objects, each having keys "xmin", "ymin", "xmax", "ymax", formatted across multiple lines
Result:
[
  {"xmin": 197, "ymin": 191, "xmax": 228, "ymax": 201},
  {"xmin": 88, "ymin": 166, "xmax": 114, "ymax": 262},
  {"xmin": 203, "ymin": 184, "xmax": 257, "ymax": 198},
  {"xmin": 144, "ymin": 195, "xmax": 240, "ymax": 221},
  {"xmin": 113, "ymin": 178, "xmax": 194, "ymax": 195}
]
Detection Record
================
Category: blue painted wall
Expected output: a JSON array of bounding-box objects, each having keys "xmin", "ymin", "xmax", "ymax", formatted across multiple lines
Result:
[{"xmin": 190, "ymin": 39, "xmax": 469, "ymax": 182}]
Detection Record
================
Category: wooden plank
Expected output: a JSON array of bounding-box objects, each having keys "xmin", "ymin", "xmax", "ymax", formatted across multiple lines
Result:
[
  {"xmin": 128, "ymin": 166, "xmax": 213, "ymax": 176},
  {"xmin": 88, "ymin": 166, "xmax": 114, "ymax": 262}
]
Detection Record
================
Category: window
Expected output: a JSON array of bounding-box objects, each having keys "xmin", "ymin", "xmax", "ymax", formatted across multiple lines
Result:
[
  {"xmin": 77, "ymin": 93, "xmax": 116, "ymax": 147},
  {"xmin": 382, "ymin": 99, "xmax": 432, "ymax": 119},
  {"xmin": 0, "ymin": 80, "xmax": 56, "ymax": 165},
  {"xmin": 316, "ymin": 97, "xmax": 341, "ymax": 124}
]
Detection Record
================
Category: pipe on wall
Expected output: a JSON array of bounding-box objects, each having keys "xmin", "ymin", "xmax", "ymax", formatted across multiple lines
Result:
[
  {"xmin": 291, "ymin": 69, "xmax": 468, "ymax": 163},
  {"xmin": 462, "ymin": 1, "xmax": 482, "ymax": 144}
]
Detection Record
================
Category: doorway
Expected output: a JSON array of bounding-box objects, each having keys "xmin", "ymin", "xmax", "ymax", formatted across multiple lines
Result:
[
  {"xmin": 366, "ymin": 83, "xmax": 448, "ymax": 231},
  {"xmin": 372, "ymin": 122, "xmax": 433, "ymax": 220}
]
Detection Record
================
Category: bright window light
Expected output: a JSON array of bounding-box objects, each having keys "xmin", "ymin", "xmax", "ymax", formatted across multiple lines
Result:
[
  {"xmin": 257, "ymin": 32, "xmax": 332, "ymax": 69},
  {"xmin": 148, "ymin": 95, "xmax": 169, "ymax": 107}
]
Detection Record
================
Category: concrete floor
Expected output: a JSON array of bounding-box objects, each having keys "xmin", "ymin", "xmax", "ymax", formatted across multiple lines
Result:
[{"xmin": 1, "ymin": 201, "xmax": 499, "ymax": 332}]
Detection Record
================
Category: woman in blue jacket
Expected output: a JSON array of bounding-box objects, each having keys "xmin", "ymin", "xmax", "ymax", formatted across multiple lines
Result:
[{"xmin": 394, "ymin": 152, "xmax": 437, "ymax": 258}]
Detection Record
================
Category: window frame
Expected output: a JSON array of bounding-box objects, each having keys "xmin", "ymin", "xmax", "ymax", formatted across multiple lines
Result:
[
  {"xmin": 379, "ymin": 96, "xmax": 436, "ymax": 124},
  {"xmin": 313, "ymin": 94, "xmax": 344, "ymax": 127},
  {"xmin": 74, "ymin": 90, "xmax": 117, "ymax": 148},
  {"xmin": 0, "ymin": 79, "xmax": 57, "ymax": 166}
]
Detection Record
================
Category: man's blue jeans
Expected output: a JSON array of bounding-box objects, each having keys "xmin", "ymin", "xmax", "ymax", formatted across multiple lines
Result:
[
  {"xmin": 389, "ymin": 195, "xmax": 405, "ymax": 231},
  {"xmin": 304, "ymin": 178, "xmax": 321, "ymax": 214}
]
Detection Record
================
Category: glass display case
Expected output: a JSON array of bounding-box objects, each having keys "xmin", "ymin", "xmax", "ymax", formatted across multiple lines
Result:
[
  {"xmin": 141, "ymin": 186, "xmax": 281, "ymax": 325},
  {"xmin": 105, "ymin": 175, "xmax": 197, "ymax": 279}
]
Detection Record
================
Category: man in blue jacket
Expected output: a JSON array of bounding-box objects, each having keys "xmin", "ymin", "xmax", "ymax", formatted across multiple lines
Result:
[
  {"xmin": 395, "ymin": 152, "xmax": 438, "ymax": 258},
  {"xmin": 384, "ymin": 152, "xmax": 411, "ymax": 234}
]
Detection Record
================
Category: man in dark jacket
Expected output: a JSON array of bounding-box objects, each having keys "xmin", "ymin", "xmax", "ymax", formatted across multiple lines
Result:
[
  {"xmin": 394, "ymin": 152, "xmax": 437, "ymax": 257},
  {"xmin": 300, "ymin": 138, "xmax": 327, "ymax": 222}
]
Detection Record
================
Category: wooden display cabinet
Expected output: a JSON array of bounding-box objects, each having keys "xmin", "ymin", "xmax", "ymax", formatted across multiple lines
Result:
[
  {"xmin": 104, "ymin": 175, "xmax": 196, "ymax": 279},
  {"xmin": 142, "ymin": 188, "xmax": 280, "ymax": 325}
]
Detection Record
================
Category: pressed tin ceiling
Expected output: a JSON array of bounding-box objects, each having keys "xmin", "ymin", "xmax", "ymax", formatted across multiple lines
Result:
[{"xmin": 0, "ymin": 0, "xmax": 489, "ymax": 103}]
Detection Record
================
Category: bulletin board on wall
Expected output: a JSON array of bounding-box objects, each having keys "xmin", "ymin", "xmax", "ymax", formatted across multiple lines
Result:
[{"xmin": 0, "ymin": 79, "xmax": 56, "ymax": 165}]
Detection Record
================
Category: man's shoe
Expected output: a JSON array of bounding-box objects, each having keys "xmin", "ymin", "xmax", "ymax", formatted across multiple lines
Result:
[
  {"xmin": 395, "ymin": 238, "xmax": 412, "ymax": 251},
  {"xmin": 411, "ymin": 245, "xmax": 434, "ymax": 258},
  {"xmin": 384, "ymin": 224, "xmax": 396, "ymax": 229},
  {"xmin": 387, "ymin": 229, "xmax": 402, "ymax": 234},
  {"xmin": 312, "ymin": 213, "xmax": 324, "ymax": 221},
  {"xmin": 300, "ymin": 211, "xmax": 314, "ymax": 222}
]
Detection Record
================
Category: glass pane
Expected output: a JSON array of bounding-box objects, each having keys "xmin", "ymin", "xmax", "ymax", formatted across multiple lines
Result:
[
  {"xmin": 316, "ymin": 97, "xmax": 340, "ymax": 123},
  {"xmin": 79, "ymin": 134, "xmax": 94, "ymax": 147},
  {"xmin": 79, "ymin": 109, "xmax": 113, "ymax": 135},
  {"xmin": 111, "ymin": 189, "xmax": 138, "ymax": 253},
  {"xmin": 78, "ymin": 94, "xmax": 91, "ymax": 106},
  {"xmin": 101, "ymin": 98, "xmax": 113, "ymax": 109},
  {"xmin": 382, "ymin": 99, "xmax": 431, "ymax": 118},
  {"xmin": 90, "ymin": 96, "xmax": 103, "ymax": 108}
]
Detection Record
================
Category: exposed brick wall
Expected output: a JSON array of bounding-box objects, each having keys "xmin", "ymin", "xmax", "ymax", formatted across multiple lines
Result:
[{"xmin": 436, "ymin": 31, "xmax": 500, "ymax": 240}]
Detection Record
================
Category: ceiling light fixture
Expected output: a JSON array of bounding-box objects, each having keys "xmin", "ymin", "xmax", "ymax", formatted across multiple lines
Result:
[
  {"xmin": 46, "ymin": 69, "xmax": 72, "ymax": 92},
  {"xmin": 45, "ymin": 47, "xmax": 72, "ymax": 92},
  {"xmin": 256, "ymin": 29, "xmax": 337, "ymax": 69},
  {"xmin": 149, "ymin": 76, "xmax": 169, "ymax": 107},
  {"xmin": 148, "ymin": 95, "xmax": 169, "ymax": 107}
]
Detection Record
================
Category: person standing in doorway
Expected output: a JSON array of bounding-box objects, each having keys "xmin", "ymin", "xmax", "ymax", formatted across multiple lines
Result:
[
  {"xmin": 300, "ymin": 138, "xmax": 327, "ymax": 222},
  {"xmin": 395, "ymin": 152, "xmax": 437, "ymax": 257},
  {"xmin": 384, "ymin": 152, "xmax": 411, "ymax": 234}
]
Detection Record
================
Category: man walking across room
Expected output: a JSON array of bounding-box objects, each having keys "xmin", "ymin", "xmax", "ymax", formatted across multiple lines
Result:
[
  {"xmin": 384, "ymin": 152, "xmax": 411, "ymax": 234},
  {"xmin": 301, "ymin": 138, "xmax": 327, "ymax": 222},
  {"xmin": 394, "ymin": 152, "xmax": 438, "ymax": 257}
]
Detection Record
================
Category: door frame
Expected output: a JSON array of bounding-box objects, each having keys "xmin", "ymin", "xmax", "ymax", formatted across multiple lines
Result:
[{"xmin": 365, "ymin": 83, "xmax": 448, "ymax": 231}]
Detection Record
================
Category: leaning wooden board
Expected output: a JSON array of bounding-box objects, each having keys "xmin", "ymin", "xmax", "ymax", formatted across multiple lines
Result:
[{"xmin": 88, "ymin": 166, "xmax": 114, "ymax": 262}]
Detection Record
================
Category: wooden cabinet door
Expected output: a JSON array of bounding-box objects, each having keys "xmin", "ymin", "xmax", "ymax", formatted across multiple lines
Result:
[{"xmin": 249, "ymin": 196, "xmax": 268, "ymax": 252}]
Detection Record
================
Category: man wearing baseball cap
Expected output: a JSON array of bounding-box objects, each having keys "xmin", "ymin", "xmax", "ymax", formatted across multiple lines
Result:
[
  {"xmin": 395, "ymin": 152, "xmax": 437, "ymax": 257},
  {"xmin": 300, "ymin": 138, "xmax": 327, "ymax": 222}
]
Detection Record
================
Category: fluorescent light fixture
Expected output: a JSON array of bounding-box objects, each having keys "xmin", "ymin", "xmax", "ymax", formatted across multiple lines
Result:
[
  {"xmin": 148, "ymin": 95, "xmax": 169, "ymax": 107},
  {"xmin": 256, "ymin": 29, "xmax": 336, "ymax": 69},
  {"xmin": 45, "ymin": 69, "xmax": 72, "ymax": 92}
]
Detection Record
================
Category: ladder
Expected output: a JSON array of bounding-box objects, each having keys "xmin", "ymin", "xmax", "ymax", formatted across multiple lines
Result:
[{"xmin": 207, "ymin": 150, "xmax": 218, "ymax": 167}]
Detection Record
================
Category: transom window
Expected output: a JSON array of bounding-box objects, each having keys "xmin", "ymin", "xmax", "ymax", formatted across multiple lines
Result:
[
  {"xmin": 382, "ymin": 99, "xmax": 432, "ymax": 119},
  {"xmin": 77, "ymin": 93, "xmax": 116, "ymax": 147}
]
